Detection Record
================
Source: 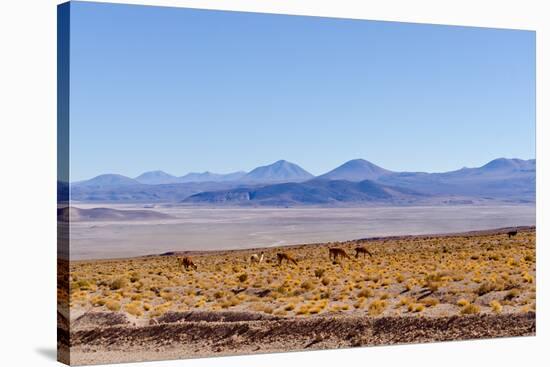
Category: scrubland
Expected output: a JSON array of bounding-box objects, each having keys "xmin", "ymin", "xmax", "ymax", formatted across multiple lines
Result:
[
  {"xmin": 68, "ymin": 227, "xmax": 535, "ymax": 320},
  {"xmin": 60, "ymin": 227, "xmax": 535, "ymax": 365}
]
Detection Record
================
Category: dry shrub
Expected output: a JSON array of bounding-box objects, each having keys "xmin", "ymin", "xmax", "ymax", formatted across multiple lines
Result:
[
  {"xmin": 105, "ymin": 300, "xmax": 121, "ymax": 311},
  {"xmin": 407, "ymin": 303, "xmax": 425, "ymax": 313},
  {"xmin": 238, "ymin": 273, "xmax": 248, "ymax": 283},
  {"xmin": 476, "ymin": 282, "xmax": 497, "ymax": 296},
  {"xmin": 73, "ymin": 280, "xmax": 92, "ymax": 291},
  {"xmin": 284, "ymin": 303, "xmax": 295, "ymax": 311},
  {"xmin": 421, "ymin": 297, "xmax": 439, "ymax": 307},
  {"xmin": 397, "ymin": 297, "xmax": 413, "ymax": 307},
  {"xmin": 368, "ymin": 299, "xmax": 387, "ymax": 316},
  {"xmin": 110, "ymin": 277, "xmax": 127, "ymax": 290},
  {"xmin": 296, "ymin": 304, "xmax": 309, "ymax": 315},
  {"xmin": 460, "ymin": 303, "xmax": 480, "ymax": 315},
  {"xmin": 522, "ymin": 272, "xmax": 534, "ymax": 283},
  {"xmin": 490, "ymin": 300, "xmax": 503, "ymax": 313},
  {"xmin": 314, "ymin": 269, "xmax": 326, "ymax": 278},
  {"xmin": 90, "ymin": 296, "xmax": 106, "ymax": 307},
  {"xmin": 124, "ymin": 301, "xmax": 143, "ymax": 316}
]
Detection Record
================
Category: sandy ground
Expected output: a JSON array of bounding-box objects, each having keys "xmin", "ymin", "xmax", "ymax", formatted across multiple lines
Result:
[
  {"xmin": 60, "ymin": 227, "xmax": 536, "ymax": 365},
  {"xmin": 68, "ymin": 204, "xmax": 535, "ymax": 259}
]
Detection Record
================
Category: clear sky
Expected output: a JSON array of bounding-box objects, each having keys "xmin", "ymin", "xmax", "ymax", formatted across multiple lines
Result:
[{"xmin": 68, "ymin": 1, "xmax": 535, "ymax": 181}]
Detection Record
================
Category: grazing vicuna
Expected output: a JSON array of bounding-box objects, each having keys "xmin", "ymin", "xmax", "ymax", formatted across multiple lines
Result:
[
  {"xmin": 355, "ymin": 246, "xmax": 373, "ymax": 259},
  {"xmin": 178, "ymin": 256, "xmax": 197, "ymax": 270},
  {"xmin": 508, "ymin": 230, "xmax": 518, "ymax": 239},
  {"xmin": 329, "ymin": 248, "xmax": 350, "ymax": 261},
  {"xmin": 250, "ymin": 252, "xmax": 264, "ymax": 264},
  {"xmin": 277, "ymin": 252, "xmax": 298, "ymax": 266}
]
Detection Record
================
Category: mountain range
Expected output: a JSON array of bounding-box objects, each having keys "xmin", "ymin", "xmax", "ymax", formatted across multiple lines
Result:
[
  {"xmin": 70, "ymin": 158, "xmax": 535, "ymax": 205},
  {"xmin": 184, "ymin": 179, "xmax": 427, "ymax": 206}
]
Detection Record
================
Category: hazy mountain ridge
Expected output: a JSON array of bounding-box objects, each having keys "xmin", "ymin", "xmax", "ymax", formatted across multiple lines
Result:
[
  {"xmin": 74, "ymin": 174, "xmax": 141, "ymax": 188},
  {"xmin": 70, "ymin": 158, "xmax": 535, "ymax": 204},
  {"xmin": 133, "ymin": 170, "xmax": 247, "ymax": 184},
  {"xmin": 184, "ymin": 179, "xmax": 427, "ymax": 206},
  {"xmin": 134, "ymin": 170, "xmax": 179, "ymax": 185},
  {"xmin": 376, "ymin": 158, "xmax": 535, "ymax": 200},
  {"xmin": 81, "ymin": 160, "xmax": 312, "ymax": 186},
  {"xmin": 70, "ymin": 181, "xmax": 251, "ymax": 202},
  {"xmin": 178, "ymin": 171, "xmax": 247, "ymax": 183}
]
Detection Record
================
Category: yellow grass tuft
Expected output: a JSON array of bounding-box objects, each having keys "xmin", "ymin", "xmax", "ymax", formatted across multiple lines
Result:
[
  {"xmin": 368, "ymin": 299, "xmax": 387, "ymax": 316},
  {"xmin": 460, "ymin": 303, "xmax": 480, "ymax": 315},
  {"xmin": 110, "ymin": 277, "xmax": 127, "ymax": 290},
  {"xmin": 124, "ymin": 301, "xmax": 143, "ymax": 316},
  {"xmin": 490, "ymin": 300, "xmax": 503, "ymax": 313},
  {"xmin": 105, "ymin": 300, "xmax": 121, "ymax": 311}
]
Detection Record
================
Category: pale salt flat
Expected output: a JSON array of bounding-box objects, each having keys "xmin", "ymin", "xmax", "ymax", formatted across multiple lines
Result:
[{"xmin": 69, "ymin": 204, "xmax": 535, "ymax": 260}]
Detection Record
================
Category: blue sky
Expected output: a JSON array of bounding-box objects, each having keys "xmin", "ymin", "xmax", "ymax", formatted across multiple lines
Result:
[{"xmin": 68, "ymin": 1, "xmax": 535, "ymax": 181}]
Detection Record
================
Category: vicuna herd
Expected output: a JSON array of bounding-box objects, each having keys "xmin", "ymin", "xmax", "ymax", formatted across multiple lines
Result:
[
  {"xmin": 177, "ymin": 245, "xmax": 373, "ymax": 272},
  {"xmin": 177, "ymin": 230, "xmax": 519, "ymax": 272}
]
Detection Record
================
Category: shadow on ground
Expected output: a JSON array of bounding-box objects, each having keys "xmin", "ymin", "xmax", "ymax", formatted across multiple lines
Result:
[{"xmin": 36, "ymin": 347, "xmax": 57, "ymax": 361}]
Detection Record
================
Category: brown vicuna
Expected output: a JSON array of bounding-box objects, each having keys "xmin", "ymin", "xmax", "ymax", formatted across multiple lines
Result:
[
  {"xmin": 329, "ymin": 248, "xmax": 350, "ymax": 261},
  {"xmin": 508, "ymin": 230, "xmax": 518, "ymax": 239},
  {"xmin": 178, "ymin": 256, "xmax": 197, "ymax": 270},
  {"xmin": 355, "ymin": 246, "xmax": 373, "ymax": 259},
  {"xmin": 277, "ymin": 252, "xmax": 298, "ymax": 266}
]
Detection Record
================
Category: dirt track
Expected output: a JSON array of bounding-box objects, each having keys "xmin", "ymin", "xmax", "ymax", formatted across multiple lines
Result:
[{"xmin": 66, "ymin": 311, "xmax": 535, "ymax": 365}]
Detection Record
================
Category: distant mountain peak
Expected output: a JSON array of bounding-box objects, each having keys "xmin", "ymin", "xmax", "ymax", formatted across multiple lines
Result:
[
  {"xmin": 273, "ymin": 159, "xmax": 292, "ymax": 165},
  {"xmin": 135, "ymin": 170, "xmax": 178, "ymax": 184},
  {"xmin": 347, "ymin": 158, "xmax": 369, "ymax": 163},
  {"xmin": 481, "ymin": 157, "xmax": 535, "ymax": 171},
  {"xmin": 143, "ymin": 170, "xmax": 170, "ymax": 174},
  {"xmin": 317, "ymin": 159, "xmax": 392, "ymax": 182},
  {"xmin": 74, "ymin": 173, "xmax": 140, "ymax": 188},
  {"xmin": 243, "ymin": 160, "xmax": 314, "ymax": 183},
  {"xmin": 136, "ymin": 170, "xmax": 174, "ymax": 177}
]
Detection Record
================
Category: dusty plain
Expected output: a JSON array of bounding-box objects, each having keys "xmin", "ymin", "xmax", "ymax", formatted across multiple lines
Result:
[{"xmin": 68, "ymin": 204, "xmax": 535, "ymax": 260}]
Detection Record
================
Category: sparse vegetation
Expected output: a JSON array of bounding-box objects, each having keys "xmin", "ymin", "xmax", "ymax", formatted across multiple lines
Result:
[
  {"xmin": 105, "ymin": 300, "xmax": 121, "ymax": 311},
  {"xmin": 110, "ymin": 277, "xmax": 127, "ymax": 290},
  {"xmin": 368, "ymin": 299, "xmax": 387, "ymax": 316},
  {"xmin": 490, "ymin": 300, "xmax": 503, "ymax": 313},
  {"xmin": 460, "ymin": 302, "xmax": 481, "ymax": 315},
  {"xmin": 68, "ymin": 229, "xmax": 535, "ymax": 319},
  {"xmin": 238, "ymin": 273, "xmax": 248, "ymax": 283}
]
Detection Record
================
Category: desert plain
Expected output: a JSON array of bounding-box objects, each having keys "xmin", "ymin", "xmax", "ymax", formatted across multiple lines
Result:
[
  {"xmin": 59, "ymin": 226, "xmax": 536, "ymax": 365},
  {"xmin": 66, "ymin": 204, "xmax": 535, "ymax": 259}
]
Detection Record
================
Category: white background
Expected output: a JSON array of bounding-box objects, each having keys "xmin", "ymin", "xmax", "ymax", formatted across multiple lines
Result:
[{"xmin": 0, "ymin": 0, "xmax": 547, "ymax": 366}]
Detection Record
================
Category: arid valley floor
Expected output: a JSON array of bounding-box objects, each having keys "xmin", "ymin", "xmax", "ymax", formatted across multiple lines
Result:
[{"xmin": 59, "ymin": 227, "xmax": 536, "ymax": 365}]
